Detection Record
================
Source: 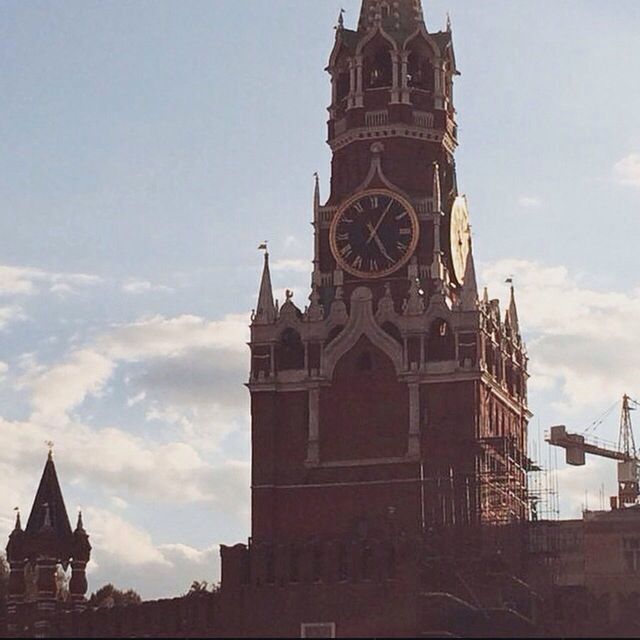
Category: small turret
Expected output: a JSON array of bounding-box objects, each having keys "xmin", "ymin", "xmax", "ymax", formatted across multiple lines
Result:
[
  {"xmin": 253, "ymin": 248, "xmax": 277, "ymax": 325},
  {"xmin": 459, "ymin": 240, "xmax": 479, "ymax": 311},
  {"xmin": 507, "ymin": 283, "xmax": 521, "ymax": 337},
  {"xmin": 69, "ymin": 511, "xmax": 91, "ymax": 607}
]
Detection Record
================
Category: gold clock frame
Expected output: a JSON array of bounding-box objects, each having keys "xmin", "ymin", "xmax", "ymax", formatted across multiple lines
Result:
[{"xmin": 329, "ymin": 188, "xmax": 420, "ymax": 280}]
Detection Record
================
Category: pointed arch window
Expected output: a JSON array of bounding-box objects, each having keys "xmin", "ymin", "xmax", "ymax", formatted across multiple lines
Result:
[
  {"xmin": 336, "ymin": 70, "xmax": 350, "ymax": 104},
  {"xmin": 366, "ymin": 48, "xmax": 392, "ymax": 89},
  {"xmin": 407, "ymin": 51, "xmax": 434, "ymax": 91},
  {"xmin": 276, "ymin": 328, "xmax": 305, "ymax": 371},
  {"xmin": 428, "ymin": 319, "xmax": 455, "ymax": 362}
]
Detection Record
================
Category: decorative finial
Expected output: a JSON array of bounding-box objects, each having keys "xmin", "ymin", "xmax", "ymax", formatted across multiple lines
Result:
[
  {"xmin": 45, "ymin": 440, "xmax": 54, "ymax": 459},
  {"xmin": 285, "ymin": 289, "xmax": 294, "ymax": 301},
  {"xmin": 258, "ymin": 241, "xmax": 268, "ymax": 254},
  {"xmin": 446, "ymin": 12, "xmax": 452, "ymax": 32},
  {"xmin": 76, "ymin": 510, "xmax": 85, "ymax": 531},
  {"xmin": 13, "ymin": 506, "xmax": 21, "ymax": 530},
  {"xmin": 337, "ymin": 8, "xmax": 345, "ymax": 30}
]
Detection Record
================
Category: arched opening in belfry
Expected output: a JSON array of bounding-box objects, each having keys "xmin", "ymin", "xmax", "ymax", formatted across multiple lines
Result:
[
  {"xmin": 276, "ymin": 328, "xmax": 305, "ymax": 371},
  {"xmin": 406, "ymin": 45, "xmax": 434, "ymax": 91},
  {"xmin": 428, "ymin": 318, "xmax": 455, "ymax": 361},
  {"xmin": 364, "ymin": 39, "xmax": 393, "ymax": 89},
  {"xmin": 336, "ymin": 68, "xmax": 350, "ymax": 104}
]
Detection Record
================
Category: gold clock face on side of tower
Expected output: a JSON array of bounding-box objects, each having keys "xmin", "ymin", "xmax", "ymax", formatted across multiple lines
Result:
[
  {"xmin": 330, "ymin": 189, "xmax": 420, "ymax": 279},
  {"xmin": 450, "ymin": 196, "xmax": 471, "ymax": 285}
]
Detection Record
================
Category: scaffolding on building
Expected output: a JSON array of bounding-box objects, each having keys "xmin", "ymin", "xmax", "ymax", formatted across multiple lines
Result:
[{"xmin": 527, "ymin": 427, "xmax": 560, "ymax": 522}]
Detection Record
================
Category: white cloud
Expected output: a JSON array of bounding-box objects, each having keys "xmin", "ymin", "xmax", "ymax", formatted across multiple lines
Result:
[
  {"xmin": 86, "ymin": 507, "xmax": 170, "ymax": 567},
  {"xmin": 99, "ymin": 314, "xmax": 248, "ymax": 361},
  {"xmin": 0, "ymin": 265, "xmax": 101, "ymax": 297},
  {"xmin": 0, "ymin": 305, "xmax": 26, "ymax": 330},
  {"xmin": 0, "ymin": 415, "xmax": 250, "ymax": 510},
  {"xmin": 517, "ymin": 195, "xmax": 542, "ymax": 208},
  {"xmin": 82, "ymin": 510, "xmax": 222, "ymax": 597},
  {"xmin": 613, "ymin": 153, "xmax": 640, "ymax": 187},
  {"xmin": 0, "ymin": 361, "xmax": 8, "ymax": 382},
  {"xmin": 122, "ymin": 280, "xmax": 174, "ymax": 295},
  {"xmin": 21, "ymin": 349, "xmax": 115, "ymax": 423}
]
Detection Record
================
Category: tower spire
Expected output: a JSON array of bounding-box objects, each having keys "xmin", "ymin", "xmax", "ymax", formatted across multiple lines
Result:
[
  {"xmin": 460, "ymin": 239, "xmax": 479, "ymax": 311},
  {"xmin": 507, "ymin": 281, "xmax": 520, "ymax": 335},
  {"xmin": 253, "ymin": 246, "xmax": 276, "ymax": 325}
]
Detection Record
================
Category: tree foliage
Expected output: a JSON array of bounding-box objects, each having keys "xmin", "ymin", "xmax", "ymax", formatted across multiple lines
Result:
[
  {"xmin": 186, "ymin": 580, "xmax": 220, "ymax": 596},
  {"xmin": 88, "ymin": 583, "xmax": 142, "ymax": 608}
]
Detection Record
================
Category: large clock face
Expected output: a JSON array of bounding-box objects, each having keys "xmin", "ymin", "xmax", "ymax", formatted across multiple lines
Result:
[
  {"xmin": 330, "ymin": 189, "xmax": 420, "ymax": 279},
  {"xmin": 450, "ymin": 196, "xmax": 471, "ymax": 285}
]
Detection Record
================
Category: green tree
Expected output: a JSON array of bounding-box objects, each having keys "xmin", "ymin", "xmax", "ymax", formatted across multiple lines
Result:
[
  {"xmin": 185, "ymin": 580, "xmax": 221, "ymax": 596},
  {"xmin": 88, "ymin": 583, "xmax": 142, "ymax": 608}
]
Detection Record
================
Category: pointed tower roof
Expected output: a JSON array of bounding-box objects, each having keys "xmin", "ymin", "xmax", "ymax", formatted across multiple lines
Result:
[
  {"xmin": 507, "ymin": 285, "xmax": 521, "ymax": 336},
  {"xmin": 6, "ymin": 510, "xmax": 24, "ymax": 561},
  {"xmin": 460, "ymin": 241, "xmax": 479, "ymax": 311},
  {"xmin": 24, "ymin": 451, "xmax": 73, "ymax": 544},
  {"xmin": 253, "ymin": 250, "xmax": 276, "ymax": 325},
  {"xmin": 358, "ymin": 0, "xmax": 425, "ymax": 36}
]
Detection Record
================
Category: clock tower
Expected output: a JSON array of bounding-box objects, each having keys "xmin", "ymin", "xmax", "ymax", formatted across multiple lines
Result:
[{"xmin": 244, "ymin": 0, "xmax": 530, "ymax": 565}]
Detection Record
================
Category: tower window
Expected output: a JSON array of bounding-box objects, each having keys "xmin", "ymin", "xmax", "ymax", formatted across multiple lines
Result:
[
  {"xmin": 276, "ymin": 328, "xmax": 305, "ymax": 371},
  {"xmin": 428, "ymin": 319, "xmax": 455, "ymax": 362},
  {"xmin": 336, "ymin": 71, "xmax": 350, "ymax": 104},
  {"xmin": 366, "ymin": 49, "xmax": 392, "ymax": 89}
]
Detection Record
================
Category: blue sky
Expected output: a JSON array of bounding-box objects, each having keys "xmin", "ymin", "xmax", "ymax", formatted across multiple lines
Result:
[{"xmin": 1, "ymin": 0, "xmax": 639, "ymax": 599}]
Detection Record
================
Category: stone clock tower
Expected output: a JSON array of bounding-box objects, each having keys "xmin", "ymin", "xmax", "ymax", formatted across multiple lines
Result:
[{"xmin": 240, "ymin": 0, "xmax": 530, "ymax": 583}]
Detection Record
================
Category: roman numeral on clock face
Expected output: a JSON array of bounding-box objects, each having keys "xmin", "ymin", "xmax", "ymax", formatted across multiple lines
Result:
[{"xmin": 340, "ymin": 244, "xmax": 353, "ymax": 258}]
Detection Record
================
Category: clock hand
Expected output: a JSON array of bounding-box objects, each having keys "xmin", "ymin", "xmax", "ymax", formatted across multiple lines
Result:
[
  {"xmin": 366, "ymin": 200, "xmax": 394, "ymax": 244},
  {"xmin": 366, "ymin": 223, "xmax": 394, "ymax": 263}
]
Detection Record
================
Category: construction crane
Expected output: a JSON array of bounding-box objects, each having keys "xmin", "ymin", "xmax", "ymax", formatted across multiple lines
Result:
[{"xmin": 547, "ymin": 395, "xmax": 640, "ymax": 508}]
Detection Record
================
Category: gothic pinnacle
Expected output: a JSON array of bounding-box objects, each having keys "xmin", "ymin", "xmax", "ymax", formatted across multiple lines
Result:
[
  {"xmin": 460, "ymin": 239, "xmax": 479, "ymax": 311},
  {"xmin": 253, "ymin": 246, "xmax": 276, "ymax": 325}
]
